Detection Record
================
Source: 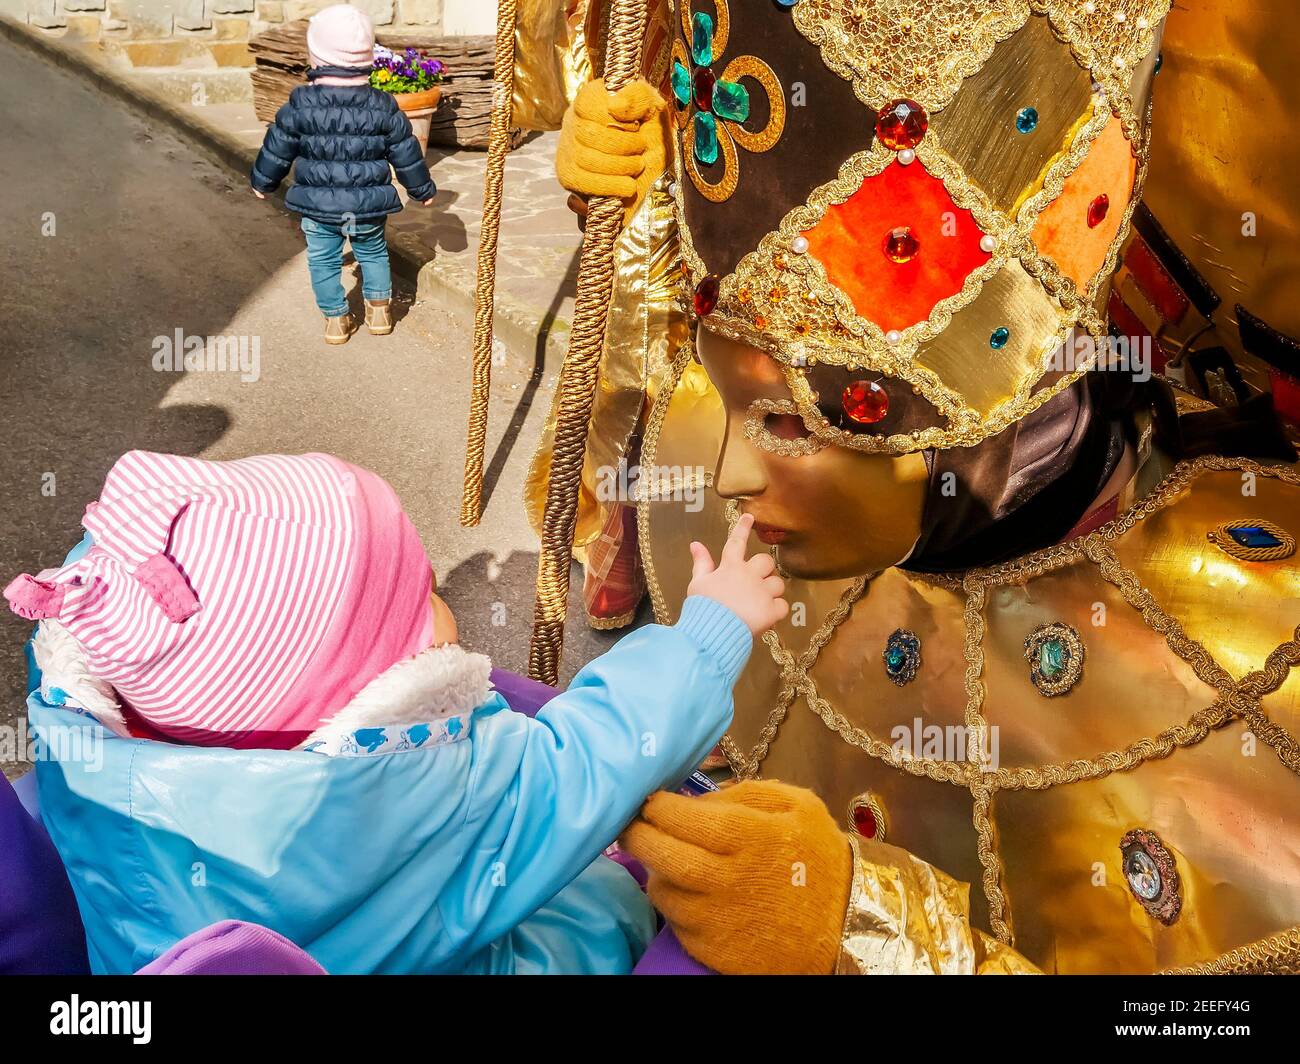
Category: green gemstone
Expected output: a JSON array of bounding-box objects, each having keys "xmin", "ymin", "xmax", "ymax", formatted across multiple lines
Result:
[
  {"xmin": 694, "ymin": 112, "xmax": 719, "ymax": 165},
  {"xmin": 671, "ymin": 60, "xmax": 691, "ymax": 107},
  {"xmin": 1038, "ymin": 639, "xmax": 1066, "ymax": 680},
  {"xmin": 691, "ymin": 11, "xmax": 714, "ymax": 66},
  {"xmin": 713, "ymin": 79, "xmax": 750, "ymax": 122}
]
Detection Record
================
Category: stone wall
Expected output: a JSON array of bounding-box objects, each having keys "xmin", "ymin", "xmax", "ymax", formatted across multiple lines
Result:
[{"xmin": 0, "ymin": 0, "xmax": 466, "ymax": 73}]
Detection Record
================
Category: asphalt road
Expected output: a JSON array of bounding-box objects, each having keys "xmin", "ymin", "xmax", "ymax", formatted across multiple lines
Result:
[{"xmin": 0, "ymin": 37, "xmax": 640, "ymax": 776}]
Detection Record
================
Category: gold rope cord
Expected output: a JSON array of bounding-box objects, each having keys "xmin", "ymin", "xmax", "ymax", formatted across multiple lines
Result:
[
  {"xmin": 460, "ymin": 0, "xmax": 520, "ymax": 528},
  {"xmin": 527, "ymin": 0, "xmax": 649, "ymax": 683}
]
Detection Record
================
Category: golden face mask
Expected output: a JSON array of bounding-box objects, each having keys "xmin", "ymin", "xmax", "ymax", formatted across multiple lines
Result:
[
  {"xmin": 699, "ymin": 328, "xmax": 931, "ymax": 577},
  {"xmin": 669, "ymin": 0, "xmax": 1168, "ymax": 455}
]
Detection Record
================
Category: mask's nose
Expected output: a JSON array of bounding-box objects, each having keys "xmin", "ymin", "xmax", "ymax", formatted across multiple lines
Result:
[{"xmin": 713, "ymin": 409, "xmax": 768, "ymax": 501}]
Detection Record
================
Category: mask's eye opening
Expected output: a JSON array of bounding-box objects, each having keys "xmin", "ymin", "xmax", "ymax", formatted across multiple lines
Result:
[{"xmin": 764, "ymin": 411, "xmax": 811, "ymax": 440}]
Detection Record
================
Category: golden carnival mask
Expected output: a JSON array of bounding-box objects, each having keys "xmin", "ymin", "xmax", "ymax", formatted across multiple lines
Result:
[{"xmin": 669, "ymin": 0, "xmax": 1169, "ymax": 455}]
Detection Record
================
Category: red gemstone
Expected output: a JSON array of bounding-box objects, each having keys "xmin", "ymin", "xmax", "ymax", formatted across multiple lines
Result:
[
  {"xmin": 883, "ymin": 225, "xmax": 919, "ymax": 263},
  {"xmin": 876, "ymin": 99, "xmax": 928, "ymax": 150},
  {"xmin": 842, "ymin": 379, "xmax": 889, "ymax": 425},
  {"xmin": 693, "ymin": 273, "xmax": 720, "ymax": 316},
  {"xmin": 692, "ymin": 66, "xmax": 716, "ymax": 112},
  {"xmin": 852, "ymin": 803, "xmax": 878, "ymax": 839},
  {"xmin": 1087, "ymin": 193, "xmax": 1110, "ymax": 228}
]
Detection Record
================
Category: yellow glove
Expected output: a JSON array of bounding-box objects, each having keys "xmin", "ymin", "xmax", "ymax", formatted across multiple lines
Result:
[
  {"xmin": 556, "ymin": 77, "xmax": 672, "ymax": 225},
  {"xmin": 620, "ymin": 781, "xmax": 853, "ymax": 975}
]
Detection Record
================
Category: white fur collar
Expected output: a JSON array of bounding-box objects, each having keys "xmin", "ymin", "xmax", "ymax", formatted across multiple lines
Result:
[
  {"xmin": 299, "ymin": 644, "xmax": 494, "ymax": 750},
  {"xmin": 31, "ymin": 620, "xmax": 129, "ymax": 735}
]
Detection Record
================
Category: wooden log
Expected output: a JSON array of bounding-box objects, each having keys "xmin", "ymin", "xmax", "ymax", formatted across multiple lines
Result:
[{"xmin": 249, "ymin": 21, "xmax": 521, "ymax": 150}]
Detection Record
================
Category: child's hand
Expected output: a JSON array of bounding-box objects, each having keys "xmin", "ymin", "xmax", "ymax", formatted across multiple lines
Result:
[
  {"xmin": 252, "ymin": 190, "xmax": 266, "ymax": 200},
  {"xmin": 687, "ymin": 514, "xmax": 788, "ymax": 637}
]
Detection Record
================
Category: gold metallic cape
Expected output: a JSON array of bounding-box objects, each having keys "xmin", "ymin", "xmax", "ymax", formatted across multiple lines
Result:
[
  {"xmin": 1142, "ymin": 0, "xmax": 1300, "ymax": 371},
  {"xmin": 524, "ymin": 178, "xmax": 687, "ymax": 551},
  {"xmin": 511, "ymin": 1, "xmax": 592, "ymax": 133}
]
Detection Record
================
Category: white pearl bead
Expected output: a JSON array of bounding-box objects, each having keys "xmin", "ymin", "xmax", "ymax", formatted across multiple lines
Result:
[
  {"xmin": 1137, "ymin": 16, "xmax": 1148, "ymax": 29},
  {"xmin": 791, "ymin": 236, "xmax": 809, "ymax": 254},
  {"xmin": 980, "ymin": 234, "xmax": 997, "ymax": 253},
  {"xmin": 1083, "ymin": 1, "xmax": 1095, "ymax": 12},
  {"xmin": 1114, "ymin": 9, "xmax": 1126, "ymax": 22},
  {"xmin": 897, "ymin": 148, "xmax": 916, "ymax": 165},
  {"xmin": 667, "ymin": 181, "xmax": 678, "ymax": 197},
  {"xmin": 885, "ymin": 329, "xmax": 902, "ymax": 345}
]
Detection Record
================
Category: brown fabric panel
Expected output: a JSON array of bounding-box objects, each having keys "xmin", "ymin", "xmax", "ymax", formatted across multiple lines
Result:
[
  {"xmin": 803, "ymin": 363, "xmax": 946, "ymax": 438},
  {"xmin": 679, "ymin": 0, "xmax": 877, "ymax": 278}
]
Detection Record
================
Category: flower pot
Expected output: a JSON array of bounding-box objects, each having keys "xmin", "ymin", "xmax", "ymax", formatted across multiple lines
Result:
[{"xmin": 393, "ymin": 86, "xmax": 442, "ymax": 155}]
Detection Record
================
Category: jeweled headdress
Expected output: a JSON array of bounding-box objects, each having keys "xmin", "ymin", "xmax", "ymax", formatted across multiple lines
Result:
[{"xmin": 670, "ymin": 0, "xmax": 1169, "ymax": 453}]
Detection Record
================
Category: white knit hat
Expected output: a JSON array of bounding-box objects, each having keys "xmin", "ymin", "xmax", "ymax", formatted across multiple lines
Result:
[{"xmin": 306, "ymin": 4, "xmax": 376, "ymax": 69}]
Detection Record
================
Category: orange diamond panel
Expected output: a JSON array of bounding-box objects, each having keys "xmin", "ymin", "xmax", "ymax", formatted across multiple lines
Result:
[
  {"xmin": 1030, "ymin": 115, "xmax": 1137, "ymax": 292},
  {"xmin": 802, "ymin": 160, "xmax": 993, "ymax": 333}
]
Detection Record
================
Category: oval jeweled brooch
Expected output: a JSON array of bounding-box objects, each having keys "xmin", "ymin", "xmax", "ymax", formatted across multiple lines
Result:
[
  {"xmin": 1024, "ymin": 622, "xmax": 1084, "ymax": 697},
  {"xmin": 1206, "ymin": 518, "xmax": 1295, "ymax": 563},
  {"xmin": 1119, "ymin": 828, "xmax": 1182, "ymax": 925},
  {"xmin": 882, "ymin": 628, "xmax": 921, "ymax": 686}
]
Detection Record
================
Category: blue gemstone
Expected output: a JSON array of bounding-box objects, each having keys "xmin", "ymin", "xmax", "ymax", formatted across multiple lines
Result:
[
  {"xmin": 694, "ymin": 112, "xmax": 719, "ymax": 165},
  {"xmin": 1039, "ymin": 639, "xmax": 1067, "ymax": 680},
  {"xmin": 671, "ymin": 60, "xmax": 691, "ymax": 107},
  {"xmin": 1015, "ymin": 107, "xmax": 1039, "ymax": 134},
  {"xmin": 1154, "ymin": 52, "xmax": 1163, "ymax": 75},
  {"xmin": 775, "ymin": 0, "xmax": 800, "ymax": 7},
  {"xmin": 1228, "ymin": 525, "xmax": 1284, "ymax": 549},
  {"xmin": 990, "ymin": 326, "xmax": 1010, "ymax": 349},
  {"xmin": 691, "ymin": 11, "xmax": 713, "ymax": 66},
  {"xmin": 882, "ymin": 629, "xmax": 920, "ymax": 686}
]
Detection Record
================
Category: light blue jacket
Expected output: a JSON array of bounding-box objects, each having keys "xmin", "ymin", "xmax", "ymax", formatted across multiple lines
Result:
[{"xmin": 29, "ymin": 595, "xmax": 751, "ymax": 974}]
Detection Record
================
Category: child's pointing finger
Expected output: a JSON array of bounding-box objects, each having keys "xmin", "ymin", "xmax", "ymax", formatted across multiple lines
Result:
[{"xmin": 722, "ymin": 513, "xmax": 755, "ymax": 564}]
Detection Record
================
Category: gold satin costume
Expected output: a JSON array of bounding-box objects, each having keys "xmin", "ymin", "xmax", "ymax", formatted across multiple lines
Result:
[
  {"xmin": 634, "ymin": 0, "xmax": 1300, "ymax": 975},
  {"xmin": 518, "ymin": 0, "xmax": 1300, "ymax": 971}
]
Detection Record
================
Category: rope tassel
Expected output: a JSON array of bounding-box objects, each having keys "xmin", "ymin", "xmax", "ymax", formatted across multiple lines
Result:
[
  {"xmin": 460, "ymin": 0, "xmax": 520, "ymax": 528},
  {"xmin": 528, "ymin": 0, "xmax": 649, "ymax": 684}
]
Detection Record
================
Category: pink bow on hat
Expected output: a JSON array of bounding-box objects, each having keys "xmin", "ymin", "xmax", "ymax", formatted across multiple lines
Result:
[{"xmin": 7, "ymin": 451, "xmax": 434, "ymax": 749}]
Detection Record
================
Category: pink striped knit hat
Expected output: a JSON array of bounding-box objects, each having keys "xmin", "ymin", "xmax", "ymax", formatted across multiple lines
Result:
[{"xmin": 4, "ymin": 451, "xmax": 434, "ymax": 749}]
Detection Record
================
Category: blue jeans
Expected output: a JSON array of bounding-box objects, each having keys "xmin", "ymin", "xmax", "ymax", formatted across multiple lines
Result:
[{"xmin": 300, "ymin": 216, "xmax": 392, "ymax": 318}]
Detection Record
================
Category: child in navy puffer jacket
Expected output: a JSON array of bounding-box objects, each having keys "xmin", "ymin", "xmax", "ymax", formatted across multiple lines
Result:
[{"xmin": 251, "ymin": 5, "xmax": 435, "ymax": 344}]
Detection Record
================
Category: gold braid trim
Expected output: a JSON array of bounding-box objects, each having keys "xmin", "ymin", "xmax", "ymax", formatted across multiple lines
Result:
[
  {"xmin": 1162, "ymin": 926, "xmax": 1300, "ymax": 976},
  {"xmin": 1243, "ymin": 709, "xmax": 1300, "ymax": 776},
  {"xmin": 637, "ymin": 334, "xmax": 696, "ymax": 626}
]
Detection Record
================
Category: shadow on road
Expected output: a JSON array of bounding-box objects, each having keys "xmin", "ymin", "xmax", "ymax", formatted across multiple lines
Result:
[{"xmin": 0, "ymin": 40, "xmax": 309, "ymax": 768}]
